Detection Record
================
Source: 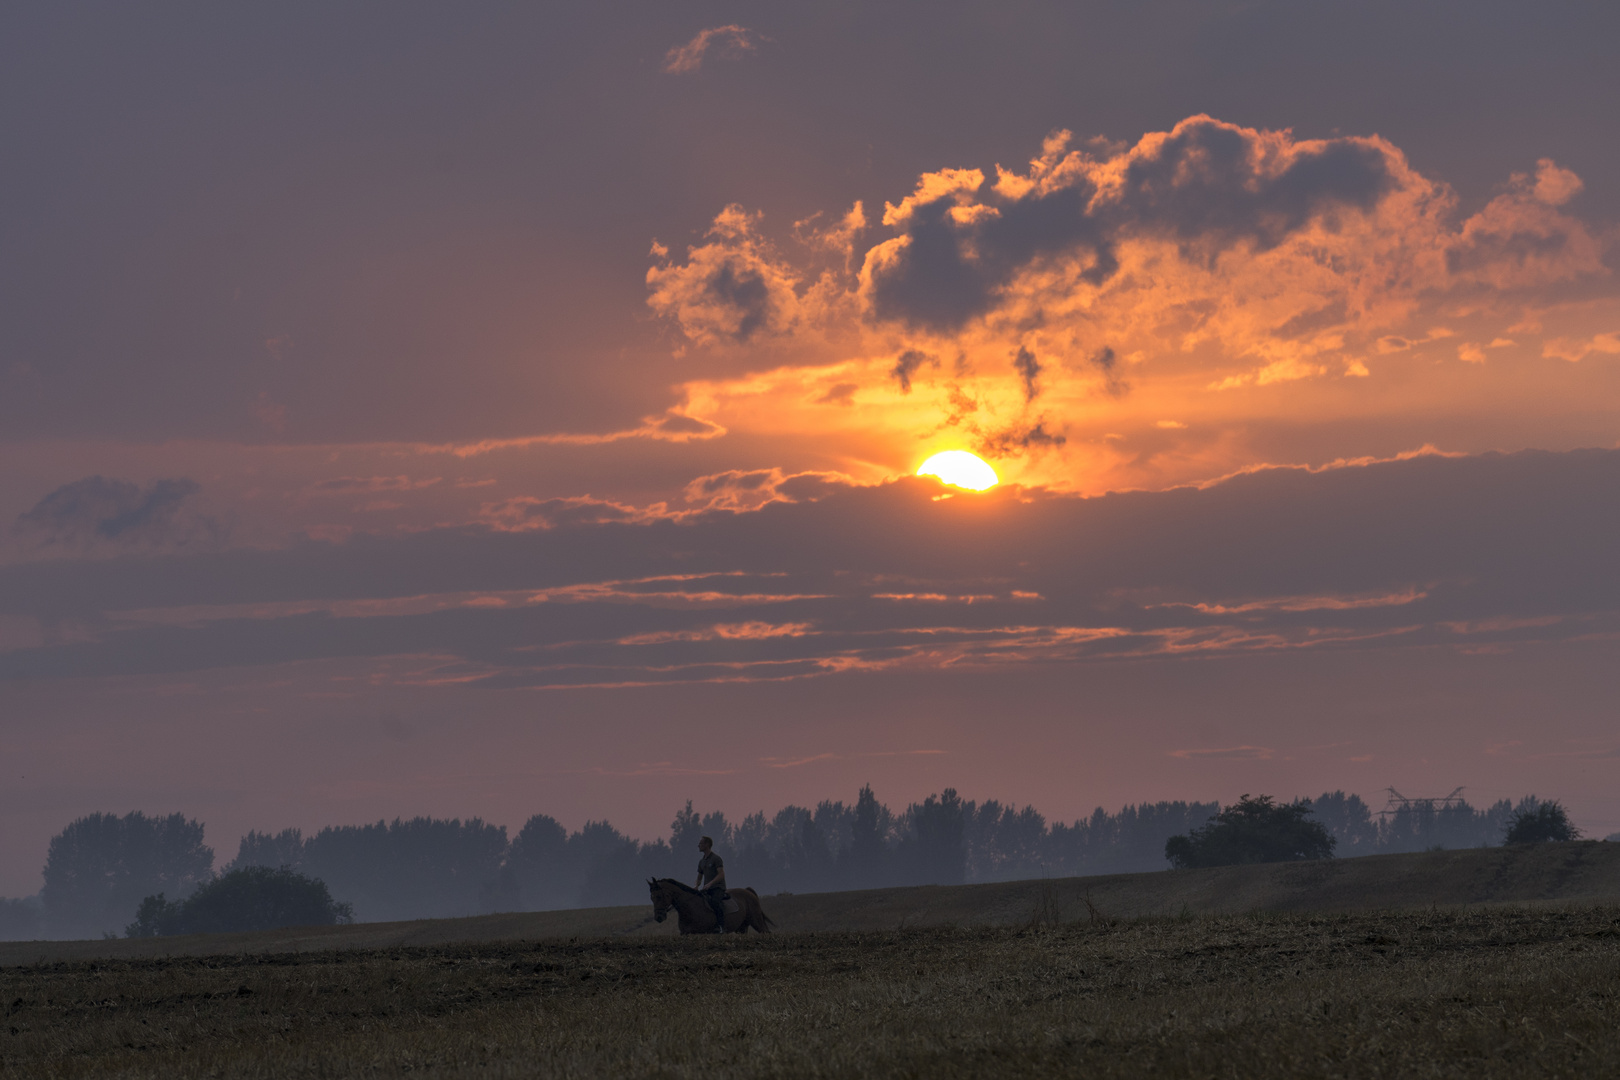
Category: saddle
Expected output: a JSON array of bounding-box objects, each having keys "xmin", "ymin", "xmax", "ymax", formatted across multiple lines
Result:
[{"xmin": 722, "ymin": 895, "xmax": 740, "ymax": 915}]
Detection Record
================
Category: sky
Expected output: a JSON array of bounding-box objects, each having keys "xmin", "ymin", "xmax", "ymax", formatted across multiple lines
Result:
[{"xmin": 3, "ymin": 0, "xmax": 1619, "ymax": 894}]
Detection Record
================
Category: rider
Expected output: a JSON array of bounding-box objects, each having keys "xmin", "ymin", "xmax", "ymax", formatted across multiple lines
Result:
[{"xmin": 695, "ymin": 835, "xmax": 728, "ymax": 933}]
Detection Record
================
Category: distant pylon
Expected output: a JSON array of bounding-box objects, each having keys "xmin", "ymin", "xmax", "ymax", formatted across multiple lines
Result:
[{"xmin": 1378, "ymin": 786, "xmax": 1466, "ymax": 818}]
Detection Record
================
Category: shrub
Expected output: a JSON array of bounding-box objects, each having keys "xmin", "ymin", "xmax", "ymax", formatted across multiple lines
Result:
[
  {"xmin": 1503, "ymin": 800, "xmax": 1580, "ymax": 844},
  {"xmin": 1164, "ymin": 794, "xmax": 1336, "ymax": 869},
  {"xmin": 126, "ymin": 866, "xmax": 352, "ymax": 937}
]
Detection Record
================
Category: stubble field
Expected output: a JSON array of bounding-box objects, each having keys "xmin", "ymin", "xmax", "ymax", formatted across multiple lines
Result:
[{"xmin": 3, "ymin": 903, "xmax": 1618, "ymax": 1079}]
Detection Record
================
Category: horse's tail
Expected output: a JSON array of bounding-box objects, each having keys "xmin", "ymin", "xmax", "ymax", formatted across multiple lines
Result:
[{"xmin": 741, "ymin": 887, "xmax": 775, "ymax": 932}]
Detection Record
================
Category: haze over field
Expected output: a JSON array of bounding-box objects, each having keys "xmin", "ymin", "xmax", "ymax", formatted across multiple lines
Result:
[{"xmin": 3, "ymin": 2, "xmax": 1618, "ymax": 897}]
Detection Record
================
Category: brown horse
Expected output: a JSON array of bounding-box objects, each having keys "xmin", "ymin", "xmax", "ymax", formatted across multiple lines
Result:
[{"xmin": 646, "ymin": 878, "xmax": 775, "ymax": 934}]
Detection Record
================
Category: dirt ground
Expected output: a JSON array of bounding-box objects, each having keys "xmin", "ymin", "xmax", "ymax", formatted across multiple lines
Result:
[{"xmin": 3, "ymin": 904, "xmax": 1618, "ymax": 1079}]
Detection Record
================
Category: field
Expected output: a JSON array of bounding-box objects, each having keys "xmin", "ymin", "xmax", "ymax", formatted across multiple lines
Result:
[
  {"xmin": 5, "ymin": 905, "xmax": 1620, "ymax": 1078},
  {"xmin": 3, "ymin": 843, "xmax": 1619, "ymax": 1078}
]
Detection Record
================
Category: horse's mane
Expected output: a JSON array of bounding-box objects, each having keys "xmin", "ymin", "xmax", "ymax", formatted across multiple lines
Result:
[{"xmin": 653, "ymin": 877, "xmax": 702, "ymax": 896}]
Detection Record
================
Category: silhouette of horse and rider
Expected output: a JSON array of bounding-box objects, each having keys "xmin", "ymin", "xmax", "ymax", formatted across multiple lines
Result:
[{"xmin": 647, "ymin": 835, "xmax": 774, "ymax": 934}]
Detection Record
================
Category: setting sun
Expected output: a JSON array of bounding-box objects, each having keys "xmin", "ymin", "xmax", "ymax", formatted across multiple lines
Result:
[{"xmin": 917, "ymin": 450, "xmax": 999, "ymax": 491}]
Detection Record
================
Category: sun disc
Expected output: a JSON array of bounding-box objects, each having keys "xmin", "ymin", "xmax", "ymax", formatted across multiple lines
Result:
[{"xmin": 917, "ymin": 450, "xmax": 998, "ymax": 491}]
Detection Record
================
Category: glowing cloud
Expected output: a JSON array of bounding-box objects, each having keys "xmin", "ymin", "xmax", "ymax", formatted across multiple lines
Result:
[{"xmin": 645, "ymin": 115, "xmax": 1618, "ymax": 497}]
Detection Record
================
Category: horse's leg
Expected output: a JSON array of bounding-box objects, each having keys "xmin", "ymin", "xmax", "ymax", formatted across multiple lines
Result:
[{"xmin": 681, "ymin": 895, "xmax": 712, "ymax": 935}]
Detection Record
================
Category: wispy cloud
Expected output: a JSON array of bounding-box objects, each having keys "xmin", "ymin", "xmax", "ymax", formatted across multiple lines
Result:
[
  {"xmin": 662, "ymin": 25, "xmax": 765, "ymax": 75},
  {"xmin": 13, "ymin": 476, "xmax": 222, "ymax": 553},
  {"xmin": 418, "ymin": 412, "xmax": 725, "ymax": 458},
  {"xmin": 1169, "ymin": 746, "xmax": 1275, "ymax": 760}
]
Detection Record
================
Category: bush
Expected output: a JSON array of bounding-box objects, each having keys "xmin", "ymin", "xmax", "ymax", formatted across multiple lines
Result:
[
  {"xmin": 126, "ymin": 866, "xmax": 352, "ymax": 937},
  {"xmin": 1503, "ymin": 800, "xmax": 1580, "ymax": 844},
  {"xmin": 1164, "ymin": 794, "xmax": 1336, "ymax": 869}
]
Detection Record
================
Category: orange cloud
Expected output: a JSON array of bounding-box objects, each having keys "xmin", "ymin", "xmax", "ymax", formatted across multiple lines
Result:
[
  {"xmin": 642, "ymin": 115, "xmax": 1617, "ymax": 496},
  {"xmin": 1542, "ymin": 332, "xmax": 1620, "ymax": 362},
  {"xmin": 646, "ymin": 206, "xmax": 827, "ymax": 346},
  {"xmin": 661, "ymin": 25, "xmax": 764, "ymax": 75}
]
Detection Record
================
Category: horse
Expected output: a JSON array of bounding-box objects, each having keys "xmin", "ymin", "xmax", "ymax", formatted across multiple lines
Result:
[{"xmin": 646, "ymin": 878, "xmax": 775, "ymax": 935}]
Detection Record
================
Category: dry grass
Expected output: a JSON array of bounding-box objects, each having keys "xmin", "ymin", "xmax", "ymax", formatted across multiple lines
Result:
[{"xmin": 3, "ymin": 905, "xmax": 1618, "ymax": 1078}]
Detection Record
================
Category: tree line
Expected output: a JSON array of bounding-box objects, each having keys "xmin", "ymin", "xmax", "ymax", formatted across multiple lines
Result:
[{"xmin": 0, "ymin": 786, "xmax": 1577, "ymax": 939}]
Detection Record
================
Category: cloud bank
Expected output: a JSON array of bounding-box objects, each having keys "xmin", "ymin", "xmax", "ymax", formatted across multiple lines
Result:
[{"xmin": 2, "ymin": 447, "xmax": 1615, "ymax": 689}]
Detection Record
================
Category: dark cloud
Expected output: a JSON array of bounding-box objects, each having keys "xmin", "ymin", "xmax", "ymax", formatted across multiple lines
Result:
[
  {"xmin": 653, "ymin": 415, "xmax": 723, "ymax": 437},
  {"xmin": 982, "ymin": 421, "xmax": 1066, "ymax": 455},
  {"xmin": 1114, "ymin": 119, "xmax": 1393, "ymax": 250},
  {"xmin": 1090, "ymin": 347, "xmax": 1128, "ymax": 397},
  {"xmin": 1012, "ymin": 347, "xmax": 1042, "ymax": 402},
  {"xmin": 890, "ymin": 350, "xmax": 934, "ymax": 393},
  {"xmin": 815, "ymin": 382, "xmax": 858, "ymax": 407},
  {"xmin": 14, "ymin": 477, "xmax": 217, "ymax": 552},
  {"xmin": 862, "ymin": 117, "xmax": 1399, "ymax": 331},
  {"xmin": 684, "ymin": 468, "xmax": 853, "ymax": 511},
  {"xmin": 2, "ymin": 448, "xmax": 1615, "ymax": 687},
  {"xmin": 687, "ymin": 468, "xmax": 777, "ymax": 501}
]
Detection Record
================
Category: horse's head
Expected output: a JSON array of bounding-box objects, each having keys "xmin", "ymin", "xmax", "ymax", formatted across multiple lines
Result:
[{"xmin": 647, "ymin": 877, "xmax": 673, "ymax": 923}]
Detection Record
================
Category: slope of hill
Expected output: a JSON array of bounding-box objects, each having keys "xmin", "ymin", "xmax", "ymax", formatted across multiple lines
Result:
[{"xmin": 4, "ymin": 839, "xmax": 1615, "ymax": 966}]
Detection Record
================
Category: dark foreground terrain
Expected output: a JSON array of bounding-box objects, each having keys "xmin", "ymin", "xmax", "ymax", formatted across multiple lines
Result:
[{"xmin": 3, "ymin": 905, "xmax": 1618, "ymax": 1079}]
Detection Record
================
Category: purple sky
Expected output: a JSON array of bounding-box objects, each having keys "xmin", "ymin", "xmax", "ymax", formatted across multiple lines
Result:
[{"xmin": 4, "ymin": 1, "xmax": 1619, "ymax": 894}]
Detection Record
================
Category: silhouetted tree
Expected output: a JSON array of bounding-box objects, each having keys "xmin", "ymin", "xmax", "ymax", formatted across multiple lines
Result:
[
  {"xmin": 126, "ymin": 866, "xmax": 351, "ymax": 937},
  {"xmin": 733, "ymin": 811, "xmax": 776, "ymax": 889},
  {"xmin": 507, "ymin": 814, "xmax": 570, "ymax": 910},
  {"xmin": 1046, "ymin": 800, "xmax": 1220, "ymax": 875},
  {"xmin": 571, "ymin": 821, "xmax": 643, "ymax": 907},
  {"xmin": 784, "ymin": 814, "xmax": 835, "ymax": 890},
  {"xmin": 1164, "ymin": 795, "xmax": 1336, "ymax": 868},
  {"xmin": 904, "ymin": 789, "xmax": 966, "ymax": 885},
  {"xmin": 225, "ymin": 828, "xmax": 304, "ymax": 872},
  {"xmin": 41, "ymin": 812, "xmax": 213, "ymax": 938},
  {"xmin": 841, "ymin": 785, "xmax": 891, "ymax": 889},
  {"xmin": 300, "ymin": 817, "xmax": 507, "ymax": 922},
  {"xmin": 1308, "ymin": 792, "xmax": 1379, "ymax": 855},
  {"xmin": 966, "ymin": 801, "xmax": 1047, "ymax": 882},
  {"xmin": 669, "ymin": 801, "xmax": 704, "ymax": 859},
  {"xmin": 1503, "ymin": 799, "xmax": 1580, "ymax": 844}
]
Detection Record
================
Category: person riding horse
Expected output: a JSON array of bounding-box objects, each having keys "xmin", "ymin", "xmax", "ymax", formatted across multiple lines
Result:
[{"xmin": 695, "ymin": 835, "xmax": 728, "ymax": 933}]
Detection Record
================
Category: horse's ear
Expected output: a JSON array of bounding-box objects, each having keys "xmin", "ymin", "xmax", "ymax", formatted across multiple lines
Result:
[{"xmin": 646, "ymin": 877, "xmax": 655, "ymax": 886}]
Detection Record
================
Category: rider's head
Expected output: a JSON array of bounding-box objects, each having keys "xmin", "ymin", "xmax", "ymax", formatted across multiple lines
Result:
[{"xmin": 698, "ymin": 835, "xmax": 713, "ymax": 852}]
